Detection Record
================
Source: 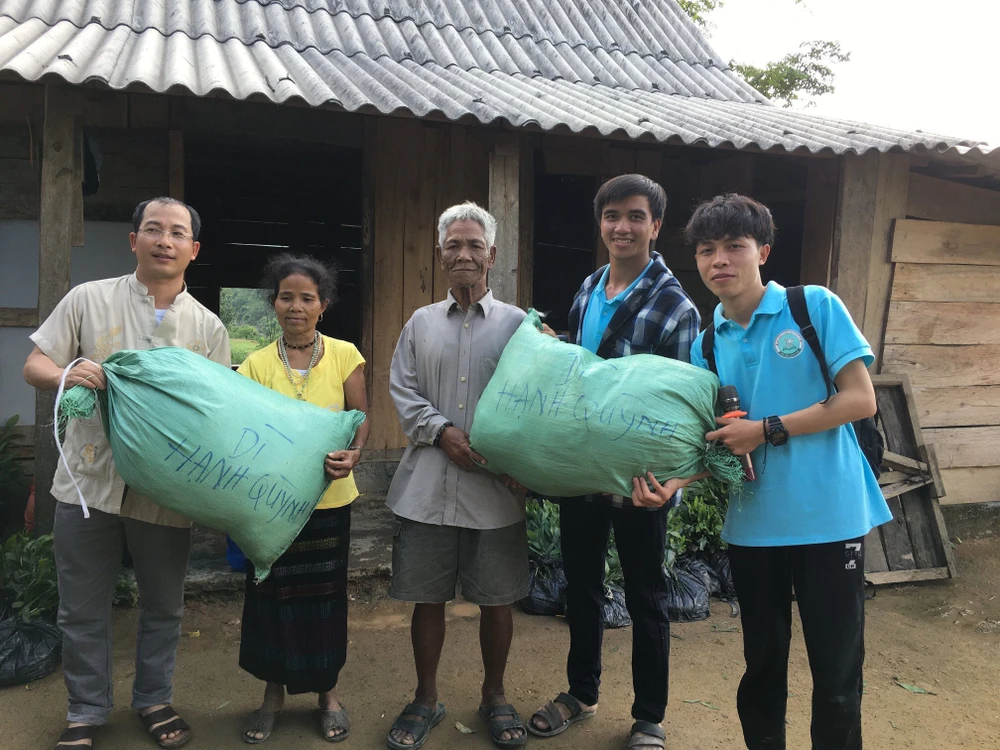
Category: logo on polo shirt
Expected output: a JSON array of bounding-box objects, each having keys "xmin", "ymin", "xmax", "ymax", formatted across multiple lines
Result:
[{"xmin": 774, "ymin": 330, "xmax": 804, "ymax": 358}]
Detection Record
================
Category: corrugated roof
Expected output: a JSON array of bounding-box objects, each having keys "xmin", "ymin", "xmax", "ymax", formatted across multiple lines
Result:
[{"xmin": 0, "ymin": 0, "xmax": 994, "ymax": 161}]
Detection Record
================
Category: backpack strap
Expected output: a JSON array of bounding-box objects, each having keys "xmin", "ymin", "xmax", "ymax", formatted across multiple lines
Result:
[
  {"xmin": 701, "ymin": 323, "xmax": 717, "ymax": 376},
  {"xmin": 786, "ymin": 285, "xmax": 834, "ymax": 402}
]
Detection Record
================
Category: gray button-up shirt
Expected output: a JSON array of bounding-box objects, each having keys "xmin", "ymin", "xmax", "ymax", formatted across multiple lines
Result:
[{"xmin": 387, "ymin": 290, "xmax": 527, "ymax": 529}]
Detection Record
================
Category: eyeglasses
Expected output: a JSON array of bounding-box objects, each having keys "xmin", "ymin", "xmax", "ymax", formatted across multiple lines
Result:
[{"xmin": 138, "ymin": 227, "xmax": 194, "ymax": 243}]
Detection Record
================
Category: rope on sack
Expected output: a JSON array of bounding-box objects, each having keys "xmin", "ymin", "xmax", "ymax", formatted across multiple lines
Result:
[{"xmin": 53, "ymin": 358, "xmax": 100, "ymax": 518}]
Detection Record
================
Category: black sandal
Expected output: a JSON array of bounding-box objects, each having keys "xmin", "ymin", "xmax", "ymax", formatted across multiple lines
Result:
[
  {"xmin": 627, "ymin": 720, "xmax": 665, "ymax": 749},
  {"xmin": 527, "ymin": 692, "xmax": 596, "ymax": 738},
  {"xmin": 386, "ymin": 702, "xmax": 445, "ymax": 750},
  {"xmin": 55, "ymin": 725, "xmax": 99, "ymax": 749},
  {"xmin": 319, "ymin": 706, "xmax": 350, "ymax": 743},
  {"xmin": 139, "ymin": 706, "xmax": 192, "ymax": 749},
  {"xmin": 478, "ymin": 704, "xmax": 528, "ymax": 748},
  {"xmin": 242, "ymin": 709, "xmax": 279, "ymax": 744}
]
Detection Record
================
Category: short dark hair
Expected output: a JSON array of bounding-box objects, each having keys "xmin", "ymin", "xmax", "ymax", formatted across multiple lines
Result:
[
  {"xmin": 685, "ymin": 193, "xmax": 775, "ymax": 248},
  {"xmin": 132, "ymin": 197, "xmax": 202, "ymax": 240},
  {"xmin": 593, "ymin": 174, "xmax": 667, "ymax": 223},
  {"xmin": 262, "ymin": 253, "xmax": 338, "ymax": 306}
]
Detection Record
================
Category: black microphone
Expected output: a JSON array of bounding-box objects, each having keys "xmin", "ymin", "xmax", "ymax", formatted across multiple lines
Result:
[{"xmin": 717, "ymin": 385, "xmax": 756, "ymax": 481}]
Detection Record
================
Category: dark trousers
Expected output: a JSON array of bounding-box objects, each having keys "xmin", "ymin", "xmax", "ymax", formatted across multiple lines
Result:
[
  {"xmin": 560, "ymin": 499, "xmax": 671, "ymax": 723},
  {"xmin": 728, "ymin": 538, "xmax": 866, "ymax": 750}
]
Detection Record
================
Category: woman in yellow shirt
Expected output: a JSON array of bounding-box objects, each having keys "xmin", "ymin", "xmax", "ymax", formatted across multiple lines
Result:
[{"xmin": 237, "ymin": 254, "xmax": 368, "ymax": 744}]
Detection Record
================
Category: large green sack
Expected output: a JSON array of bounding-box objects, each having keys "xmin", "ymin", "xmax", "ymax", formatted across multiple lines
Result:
[
  {"xmin": 58, "ymin": 347, "xmax": 364, "ymax": 581},
  {"xmin": 469, "ymin": 310, "xmax": 740, "ymax": 498}
]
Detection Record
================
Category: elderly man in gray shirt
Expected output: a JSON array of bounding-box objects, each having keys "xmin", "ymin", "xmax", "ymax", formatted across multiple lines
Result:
[{"xmin": 385, "ymin": 201, "xmax": 529, "ymax": 750}]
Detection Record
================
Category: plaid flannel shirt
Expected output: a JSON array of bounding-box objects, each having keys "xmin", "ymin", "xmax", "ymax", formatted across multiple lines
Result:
[{"xmin": 567, "ymin": 251, "xmax": 701, "ymax": 509}]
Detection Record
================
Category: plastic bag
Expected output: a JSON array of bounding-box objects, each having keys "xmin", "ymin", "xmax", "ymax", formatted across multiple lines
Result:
[
  {"xmin": 521, "ymin": 560, "xmax": 567, "ymax": 617},
  {"xmin": 602, "ymin": 585, "xmax": 632, "ymax": 629},
  {"xmin": 57, "ymin": 347, "xmax": 365, "ymax": 581},
  {"xmin": 664, "ymin": 557, "xmax": 711, "ymax": 623},
  {"xmin": 707, "ymin": 549, "xmax": 736, "ymax": 600},
  {"xmin": 0, "ymin": 614, "xmax": 62, "ymax": 687},
  {"xmin": 470, "ymin": 310, "xmax": 743, "ymax": 497},
  {"xmin": 687, "ymin": 557, "xmax": 720, "ymax": 597}
]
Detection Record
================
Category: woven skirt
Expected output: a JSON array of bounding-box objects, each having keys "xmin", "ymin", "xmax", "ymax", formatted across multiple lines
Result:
[{"xmin": 239, "ymin": 505, "xmax": 351, "ymax": 694}]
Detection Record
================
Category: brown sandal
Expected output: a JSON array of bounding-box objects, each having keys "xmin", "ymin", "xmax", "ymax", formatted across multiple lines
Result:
[
  {"xmin": 139, "ymin": 706, "xmax": 192, "ymax": 748},
  {"xmin": 55, "ymin": 724, "xmax": 99, "ymax": 749}
]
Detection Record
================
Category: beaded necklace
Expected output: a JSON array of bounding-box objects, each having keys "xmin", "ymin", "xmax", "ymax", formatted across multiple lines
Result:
[{"xmin": 277, "ymin": 331, "xmax": 321, "ymax": 400}]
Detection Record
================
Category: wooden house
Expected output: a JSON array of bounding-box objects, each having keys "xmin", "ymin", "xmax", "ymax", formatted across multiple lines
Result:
[{"xmin": 1, "ymin": 0, "xmax": 998, "ymax": 536}]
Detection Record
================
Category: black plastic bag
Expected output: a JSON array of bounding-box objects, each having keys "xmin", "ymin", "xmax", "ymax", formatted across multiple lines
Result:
[
  {"xmin": 0, "ymin": 614, "xmax": 62, "ymax": 687},
  {"xmin": 707, "ymin": 550, "xmax": 737, "ymax": 600},
  {"xmin": 687, "ymin": 557, "xmax": 720, "ymax": 597},
  {"xmin": 664, "ymin": 557, "xmax": 711, "ymax": 623},
  {"xmin": 602, "ymin": 585, "xmax": 631, "ymax": 629},
  {"xmin": 521, "ymin": 559, "xmax": 568, "ymax": 617}
]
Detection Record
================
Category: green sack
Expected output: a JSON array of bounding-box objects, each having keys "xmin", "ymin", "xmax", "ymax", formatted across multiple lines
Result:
[
  {"xmin": 469, "ymin": 310, "xmax": 741, "ymax": 498},
  {"xmin": 58, "ymin": 347, "xmax": 365, "ymax": 581}
]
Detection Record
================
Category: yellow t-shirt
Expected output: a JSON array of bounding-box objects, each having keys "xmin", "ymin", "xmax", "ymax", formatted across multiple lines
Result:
[{"xmin": 238, "ymin": 336, "xmax": 365, "ymax": 509}]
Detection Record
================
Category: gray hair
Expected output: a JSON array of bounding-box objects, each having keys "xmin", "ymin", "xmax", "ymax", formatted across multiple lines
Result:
[{"xmin": 437, "ymin": 201, "xmax": 497, "ymax": 248}]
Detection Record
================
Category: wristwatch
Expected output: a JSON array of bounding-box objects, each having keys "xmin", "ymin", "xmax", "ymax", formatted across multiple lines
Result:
[
  {"xmin": 433, "ymin": 422, "xmax": 454, "ymax": 447},
  {"xmin": 763, "ymin": 416, "xmax": 789, "ymax": 447}
]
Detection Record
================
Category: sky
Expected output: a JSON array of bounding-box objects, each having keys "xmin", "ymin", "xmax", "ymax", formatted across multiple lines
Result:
[{"xmin": 704, "ymin": 0, "xmax": 1000, "ymax": 148}]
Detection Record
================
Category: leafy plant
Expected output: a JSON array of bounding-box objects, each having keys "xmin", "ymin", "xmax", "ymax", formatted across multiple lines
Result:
[
  {"xmin": 666, "ymin": 477, "xmax": 729, "ymax": 569},
  {"xmin": 227, "ymin": 324, "xmax": 260, "ymax": 340},
  {"xmin": 526, "ymin": 499, "xmax": 561, "ymax": 562},
  {"xmin": 2, "ymin": 532, "xmax": 139, "ymax": 622},
  {"xmin": 604, "ymin": 532, "xmax": 624, "ymax": 590},
  {"xmin": 0, "ymin": 415, "xmax": 27, "ymax": 489}
]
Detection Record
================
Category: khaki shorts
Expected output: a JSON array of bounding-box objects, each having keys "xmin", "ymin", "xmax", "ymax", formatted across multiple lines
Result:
[{"xmin": 388, "ymin": 516, "xmax": 530, "ymax": 606}]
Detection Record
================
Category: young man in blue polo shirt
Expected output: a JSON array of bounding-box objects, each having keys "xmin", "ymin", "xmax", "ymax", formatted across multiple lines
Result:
[
  {"xmin": 632, "ymin": 193, "xmax": 890, "ymax": 749},
  {"xmin": 529, "ymin": 174, "xmax": 700, "ymax": 750}
]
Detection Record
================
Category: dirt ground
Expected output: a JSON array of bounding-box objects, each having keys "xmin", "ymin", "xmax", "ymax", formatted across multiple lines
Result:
[{"xmin": 3, "ymin": 539, "xmax": 999, "ymax": 750}]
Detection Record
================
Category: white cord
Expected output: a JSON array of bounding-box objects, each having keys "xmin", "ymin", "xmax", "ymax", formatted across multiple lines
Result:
[{"xmin": 54, "ymin": 358, "xmax": 96, "ymax": 518}]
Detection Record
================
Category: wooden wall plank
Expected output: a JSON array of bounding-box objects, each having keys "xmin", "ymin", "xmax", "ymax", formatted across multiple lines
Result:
[
  {"xmin": 907, "ymin": 172, "xmax": 1000, "ymax": 225},
  {"xmin": 923, "ymin": 427, "xmax": 1000, "ymax": 469},
  {"xmin": 882, "ymin": 345, "xmax": 1000, "ymax": 387},
  {"xmin": 891, "ymin": 219, "xmax": 1000, "ymax": 266},
  {"xmin": 488, "ymin": 133, "xmax": 520, "ymax": 304},
  {"xmin": 799, "ymin": 158, "xmax": 838, "ymax": 287},
  {"xmin": 864, "ymin": 527, "xmax": 890, "ymax": 573},
  {"xmin": 401, "ymin": 126, "xmax": 440, "ymax": 322},
  {"xmin": 168, "ymin": 130, "xmax": 184, "ymax": 200},
  {"xmin": 831, "ymin": 151, "xmax": 880, "ymax": 326},
  {"xmin": 694, "ymin": 153, "xmax": 755, "ymax": 200},
  {"xmin": 0, "ymin": 307, "xmax": 39, "ymax": 327},
  {"xmin": 518, "ymin": 139, "xmax": 535, "ymax": 310},
  {"xmin": 914, "ymin": 386, "xmax": 1000, "ymax": 427},
  {"xmin": 360, "ymin": 117, "xmax": 376, "ymax": 399},
  {"xmin": 864, "ymin": 155, "xmax": 910, "ymax": 369},
  {"xmin": 892, "ymin": 262, "xmax": 1000, "ymax": 303},
  {"xmin": 884, "ymin": 301, "xmax": 1000, "ymax": 345},
  {"xmin": 938, "ymin": 467, "xmax": 1000, "ymax": 505}
]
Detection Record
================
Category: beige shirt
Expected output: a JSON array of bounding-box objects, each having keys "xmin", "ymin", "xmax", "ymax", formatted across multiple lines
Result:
[
  {"xmin": 387, "ymin": 290, "xmax": 527, "ymax": 529},
  {"xmin": 31, "ymin": 273, "xmax": 231, "ymax": 527}
]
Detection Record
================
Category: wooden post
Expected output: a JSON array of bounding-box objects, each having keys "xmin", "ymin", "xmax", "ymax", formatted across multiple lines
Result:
[
  {"xmin": 168, "ymin": 131, "xmax": 184, "ymax": 200},
  {"xmin": 488, "ymin": 134, "xmax": 520, "ymax": 304},
  {"xmin": 34, "ymin": 85, "xmax": 83, "ymax": 535},
  {"xmin": 799, "ymin": 159, "xmax": 839, "ymax": 287},
  {"xmin": 518, "ymin": 139, "xmax": 535, "ymax": 310},
  {"xmin": 360, "ymin": 117, "xmax": 376, "ymax": 399}
]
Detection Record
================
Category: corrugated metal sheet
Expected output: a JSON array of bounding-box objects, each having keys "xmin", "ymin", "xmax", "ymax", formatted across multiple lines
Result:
[{"xmin": 0, "ymin": 0, "xmax": 994, "ymax": 160}]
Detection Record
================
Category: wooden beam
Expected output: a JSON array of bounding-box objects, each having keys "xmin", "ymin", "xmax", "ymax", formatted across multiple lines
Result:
[
  {"xmin": 907, "ymin": 172, "xmax": 1000, "ymax": 225},
  {"xmin": 168, "ymin": 130, "xmax": 184, "ymax": 200},
  {"xmin": 892, "ymin": 262, "xmax": 1000, "ymax": 303},
  {"xmin": 35, "ymin": 85, "xmax": 84, "ymax": 535},
  {"xmin": 883, "ymin": 344, "xmax": 1000, "ymax": 387},
  {"xmin": 518, "ymin": 139, "xmax": 536, "ymax": 310},
  {"xmin": 922, "ymin": 426, "xmax": 1000, "ymax": 469},
  {"xmin": 360, "ymin": 116, "xmax": 376, "ymax": 400},
  {"xmin": 891, "ymin": 219, "xmax": 1000, "ymax": 266},
  {"xmin": 938, "ymin": 466, "xmax": 1000, "ymax": 505},
  {"xmin": 0, "ymin": 307, "xmax": 38, "ymax": 327},
  {"xmin": 799, "ymin": 158, "xmax": 838, "ymax": 287},
  {"xmin": 864, "ymin": 154, "xmax": 910, "ymax": 369},
  {"xmin": 488, "ymin": 133, "xmax": 520, "ymax": 304},
  {"xmin": 885, "ymin": 301, "xmax": 1000, "ymax": 345},
  {"xmin": 912, "ymin": 385, "xmax": 1000, "ymax": 428},
  {"xmin": 866, "ymin": 567, "xmax": 951, "ymax": 585},
  {"xmin": 882, "ymin": 451, "xmax": 928, "ymax": 474},
  {"xmin": 830, "ymin": 151, "xmax": 880, "ymax": 326}
]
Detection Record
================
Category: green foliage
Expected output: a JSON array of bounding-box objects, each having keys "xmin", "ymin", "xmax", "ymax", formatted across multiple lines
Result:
[
  {"xmin": 677, "ymin": 0, "xmax": 723, "ymax": 28},
  {"xmin": 230, "ymin": 339, "xmax": 263, "ymax": 365},
  {"xmin": 1, "ymin": 532, "xmax": 138, "ymax": 622},
  {"xmin": 0, "ymin": 415, "xmax": 26, "ymax": 489},
  {"xmin": 526, "ymin": 499, "xmax": 561, "ymax": 562},
  {"xmin": 666, "ymin": 477, "xmax": 729, "ymax": 569},
  {"xmin": 228, "ymin": 324, "xmax": 260, "ymax": 340},
  {"xmin": 220, "ymin": 288, "xmax": 279, "ymax": 341},
  {"xmin": 605, "ymin": 532, "xmax": 624, "ymax": 590},
  {"xmin": 732, "ymin": 40, "xmax": 850, "ymax": 108}
]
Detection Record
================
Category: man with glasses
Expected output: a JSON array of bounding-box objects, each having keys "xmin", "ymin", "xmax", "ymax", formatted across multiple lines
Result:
[{"xmin": 23, "ymin": 197, "xmax": 230, "ymax": 750}]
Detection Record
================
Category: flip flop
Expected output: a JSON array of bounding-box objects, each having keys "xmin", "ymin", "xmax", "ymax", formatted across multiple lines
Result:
[
  {"xmin": 527, "ymin": 692, "xmax": 596, "ymax": 738},
  {"xmin": 386, "ymin": 702, "xmax": 446, "ymax": 750},
  {"xmin": 242, "ymin": 709, "xmax": 279, "ymax": 744}
]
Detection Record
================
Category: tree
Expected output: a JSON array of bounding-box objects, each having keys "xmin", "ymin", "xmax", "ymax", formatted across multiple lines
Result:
[{"xmin": 678, "ymin": 0, "xmax": 849, "ymax": 108}]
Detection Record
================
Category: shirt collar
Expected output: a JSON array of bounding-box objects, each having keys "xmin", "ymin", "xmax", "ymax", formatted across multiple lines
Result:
[
  {"xmin": 447, "ymin": 288, "xmax": 495, "ymax": 317},
  {"xmin": 713, "ymin": 281, "xmax": 785, "ymax": 329},
  {"xmin": 128, "ymin": 273, "xmax": 189, "ymax": 304},
  {"xmin": 595, "ymin": 258, "xmax": 655, "ymax": 303}
]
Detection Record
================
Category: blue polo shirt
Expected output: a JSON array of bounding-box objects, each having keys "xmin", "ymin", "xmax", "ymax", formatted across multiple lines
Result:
[
  {"xmin": 691, "ymin": 282, "xmax": 892, "ymax": 547},
  {"xmin": 581, "ymin": 259, "xmax": 653, "ymax": 354}
]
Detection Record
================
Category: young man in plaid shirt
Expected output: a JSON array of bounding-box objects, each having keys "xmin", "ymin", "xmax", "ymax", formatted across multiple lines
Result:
[{"xmin": 529, "ymin": 174, "xmax": 700, "ymax": 750}]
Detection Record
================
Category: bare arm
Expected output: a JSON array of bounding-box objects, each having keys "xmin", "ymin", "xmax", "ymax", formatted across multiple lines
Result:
[
  {"xmin": 707, "ymin": 358, "xmax": 877, "ymax": 456},
  {"xmin": 24, "ymin": 346, "xmax": 105, "ymax": 391},
  {"xmin": 325, "ymin": 365, "xmax": 369, "ymax": 481}
]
